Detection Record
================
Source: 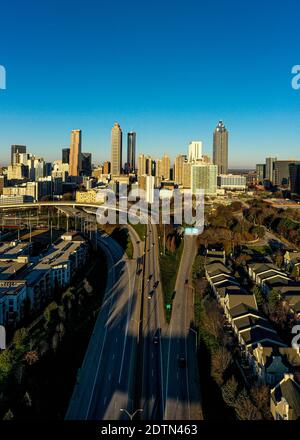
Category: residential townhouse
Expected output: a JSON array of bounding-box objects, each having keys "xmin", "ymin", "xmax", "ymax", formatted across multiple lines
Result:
[{"xmin": 270, "ymin": 374, "xmax": 300, "ymax": 420}]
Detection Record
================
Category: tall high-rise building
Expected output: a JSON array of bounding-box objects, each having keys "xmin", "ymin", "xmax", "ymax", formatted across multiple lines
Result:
[
  {"xmin": 188, "ymin": 141, "xmax": 202, "ymax": 163},
  {"xmin": 81, "ymin": 153, "xmax": 92, "ymax": 176},
  {"xmin": 0, "ymin": 175, "xmax": 4, "ymax": 195},
  {"xmin": 146, "ymin": 156, "xmax": 155, "ymax": 176},
  {"xmin": 289, "ymin": 163, "xmax": 300, "ymax": 194},
  {"xmin": 213, "ymin": 121, "xmax": 228, "ymax": 174},
  {"xmin": 111, "ymin": 122, "xmax": 122, "ymax": 176},
  {"xmin": 191, "ymin": 163, "xmax": 218, "ymax": 196},
  {"xmin": 62, "ymin": 148, "xmax": 70, "ymax": 164},
  {"xmin": 161, "ymin": 154, "xmax": 170, "ymax": 180},
  {"xmin": 103, "ymin": 161, "xmax": 111, "ymax": 174},
  {"xmin": 69, "ymin": 129, "xmax": 82, "ymax": 177},
  {"xmin": 274, "ymin": 160, "xmax": 300, "ymax": 187},
  {"xmin": 127, "ymin": 132, "xmax": 136, "ymax": 173},
  {"xmin": 11, "ymin": 145, "xmax": 26, "ymax": 165},
  {"xmin": 265, "ymin": 157, "xmax": 277, "ymax": 183},
  {"xmin": 182, "ymin": 161, "xmax": 192, "ymax": 188},
  {"xmin": 138, "ymin": 154, "xmax": 146, "ymax": 177},
  {"xmin": 256, "ymin": 164, "xmax": 266, "ymax": 184},
  {"xmin": 174, "ymin": 154, "xmax": 187, "ymax": 185}
]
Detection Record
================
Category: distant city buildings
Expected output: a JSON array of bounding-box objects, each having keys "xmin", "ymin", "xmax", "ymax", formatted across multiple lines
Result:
[
  {"xmin": 213, "ymin": 121, "xmax": 228, "ymax": 174},
  {"xmin": 11, "ymin": 145, "xmax": 26, "ymax": 166},
  {"xmin": 191, "ymin": 163, "xmax": 218, "ymax": 196},
  {"xmin": 62, "ymin": 148, "xmax": 70, "ymax": 164},
  {"xmin": 111, "ymin": 122, "xmax": 122, "ymax": 176},
  {"xmin": 174, "ymin": 154, "xmax": 187, "ymax": 186},
  {"xmin": 217, "ymin": 174, "xmax": 247, "ymax": 191},
  {"xmin": 256, "ymin": 163, "xmax": 266, "ymax": 184},
  {"xmin": 188, "ymin": 141, "xmax": 202, "ymax": 163},
  {"xmin": 265, "ymin": 156, "xmax": 277, "ymax": 184}
]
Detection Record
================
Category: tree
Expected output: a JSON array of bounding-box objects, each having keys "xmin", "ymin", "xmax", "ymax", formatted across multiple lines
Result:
[
  {"xmin": 211, "ymin": 347, "xmax": 232, "ymax": 386},
  {"xmin": 3, "ymin": 409, "xmax": 14, "ymax": 420},
  {"xmin": 0, "ymin": 350, "xmax": 14, "ymax": 383},
  {"xmin": 221, "ymin": 376, "xmax": 238, "ymax": 408},
  {"xmin": 253, "ymin": 286, "xmax": 264, "ymax": 309},
  {"xmin": 234, "ymin": 389, "xmax": 262, "ymax": 420},
  {"xmin": 44, "ymin": 302, "xmax": 59, "ymax": 324},
  {"xmin": 13, "ymin": 328, "xmax": 29, "ymax": 353},
  {"xmin": 23, "ymin": 391, "xmax": 32, "ymax": 408},
  {"xmin": 268, "ymin": 289, "xmax": 281, "ymax": 311},
  {"xmin": 250, "ymin": 385, "xmax": 272, "ymax": 420},
  {"xmin": 24, "ymin": 351, "xmax": 39, "ymax": 365}
]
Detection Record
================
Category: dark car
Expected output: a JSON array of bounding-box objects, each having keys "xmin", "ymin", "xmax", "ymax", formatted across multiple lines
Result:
[
  {"xmin": 153, "ymin": 336, "xmax": 159, "ymax": 344},
  {"xmin": 148, "ymin": 290, "xmax": 154, "ymax": 299},
  {"xmin": 154, "ymin": 280, "xmax": 159, "ymax": 289}
]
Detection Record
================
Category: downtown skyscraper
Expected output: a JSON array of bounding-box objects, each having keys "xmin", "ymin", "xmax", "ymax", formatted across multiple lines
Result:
[
  {"xmin": 213, "ymin": 121, "xmax": 228, "ymax": 174},
  {"xmin": 127, "ymin": 132, "xmax": 136, "ymax": 173},
  {"xmin": 111, "ymin": 122, "xmax": 122, "ymax": 176},
  {"xmin": 69, "ymin": 129, "xmax": 82, "ymax": 177}
]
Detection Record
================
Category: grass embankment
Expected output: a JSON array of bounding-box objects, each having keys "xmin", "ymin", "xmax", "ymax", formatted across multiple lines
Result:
[
  {"xmin": 0, "ymin": 250, "xmax": 107, "ymax": 420},
  {"xmin": 159, "ymin": 240, "xmax": 184, "ymax": 322},
  {"xmin": 129, "ymin": 223, "xmax": 147, "ymax": 241}
]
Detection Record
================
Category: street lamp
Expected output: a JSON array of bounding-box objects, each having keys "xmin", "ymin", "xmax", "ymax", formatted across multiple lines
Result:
[{"xmin": 120, "ymin": 408, "xmax": 143, "ymax": 420}]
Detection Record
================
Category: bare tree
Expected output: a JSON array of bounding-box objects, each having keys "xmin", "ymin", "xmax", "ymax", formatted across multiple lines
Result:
[
  {"xmin": 211, "ymin": 347, "xmax": 232, "ymax": 386},
  {"xmin": 235, "ymin": 389, "xmax": 262, "ymax": 420}
]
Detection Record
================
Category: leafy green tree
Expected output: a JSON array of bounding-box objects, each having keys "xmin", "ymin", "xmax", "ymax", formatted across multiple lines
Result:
[
  {"xmin": 44, "ymin": 302, "xmax": 59, "ymax": 324},
  {"xmin": 0, "ymin": 350, "xmax": 14, "ymax": 383},
  {"xmin": 13, "ymin": 328, "xmax": 29, "ymax": 353}
]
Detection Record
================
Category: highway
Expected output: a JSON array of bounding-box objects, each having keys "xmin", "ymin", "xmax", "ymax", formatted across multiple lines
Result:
[
  {"xmin": 164, "ymin": 235, "xmax": 203, "ymax": 420},
  {"xmin": 66, "ymin": 227, "xmax": 144, "ymax": 420},
  {"xmin": 140, "ymin": 222, "xmax": 166, "ymax": 420}
]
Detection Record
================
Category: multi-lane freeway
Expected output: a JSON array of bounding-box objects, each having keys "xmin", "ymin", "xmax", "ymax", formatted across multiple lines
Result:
[
  {"xmin": 164, "ymin": 235, "xmax": 203, "ymax": 420},
  {"xmin": 66, "ymin": 227, "xmax": 144, "ymax": 420}
]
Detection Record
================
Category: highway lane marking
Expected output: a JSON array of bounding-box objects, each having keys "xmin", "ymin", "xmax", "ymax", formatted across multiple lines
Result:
[
  {"xmin": 151, "ymin": 222, "xmax": 165, "ymax": 418},
  {"xmin": 184, "ymin": 272, "xmax": 191, "ymax": 421},
  {"xmin": 118, "ymin": 246, "xmax": 137, "ymax": 384}
]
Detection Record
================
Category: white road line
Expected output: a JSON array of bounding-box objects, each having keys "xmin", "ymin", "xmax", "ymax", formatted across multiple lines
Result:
[
  {"xmin": 184, "ymin": 268, "xmax": 191, "ymax": 420},
  {"xmin": 118, "ymin": 259, "xmax": 136, "ymax": 384},
  {"xmin": 152, "ymin": 223, "xmax": 165, "ymax": 418}
]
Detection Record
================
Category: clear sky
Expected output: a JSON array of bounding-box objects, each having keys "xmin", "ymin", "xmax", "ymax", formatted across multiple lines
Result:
[{"xmin": 1, "ymin": 0, "xmax": 300, "ymax": 168}]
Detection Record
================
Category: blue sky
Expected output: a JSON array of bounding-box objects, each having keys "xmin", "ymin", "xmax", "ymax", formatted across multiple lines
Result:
[{"xmin": 1, "ymin": 0, "xmax": 300, "ymax": 167}]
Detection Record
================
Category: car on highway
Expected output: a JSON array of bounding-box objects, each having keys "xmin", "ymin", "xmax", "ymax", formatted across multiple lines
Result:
[
  {"xmin": 153, "ymin": 335, "xmax": 159, "ymax": 344},
  {"xmin": 148, "ymin": 290, "xmax": 154, "ymax": 299},
  {"xmin": 153, "ymin": 280, "xmax": 159, "ymax": 289},
  {"xmin": 185, "ymin": 279, "xmax": 189, "ymax": 284},
  {"xmin": 178, "ymin": 357, "xmax": 186, "ymax": 368}
]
